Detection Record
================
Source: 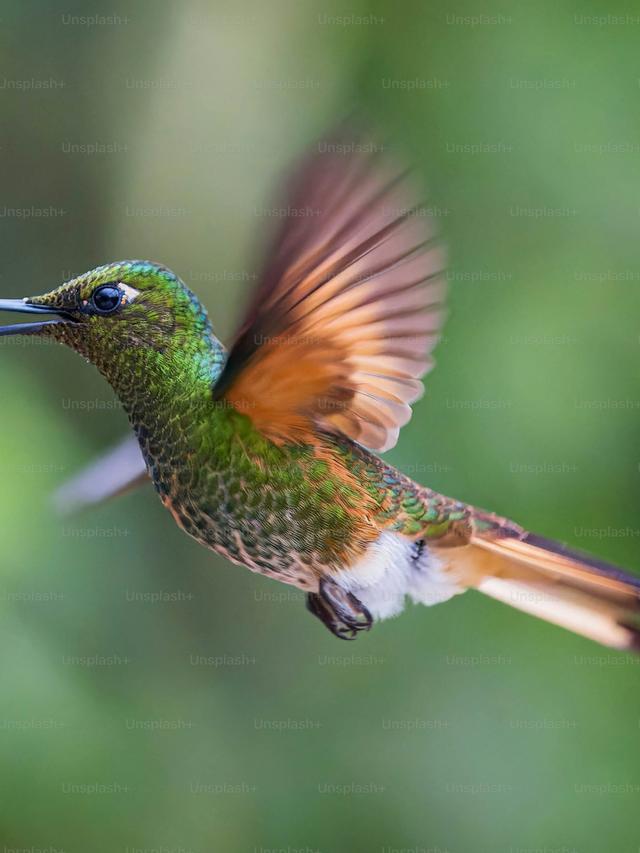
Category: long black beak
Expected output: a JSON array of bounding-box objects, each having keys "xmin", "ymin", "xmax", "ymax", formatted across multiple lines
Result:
[{"xmin": 0, "ymin": 298, "xmax": 72, "ymax": 336}]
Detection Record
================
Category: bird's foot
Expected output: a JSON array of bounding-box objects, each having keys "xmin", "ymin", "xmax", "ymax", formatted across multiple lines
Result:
[{"xmin": 306, "ymin": 577, "xmax": 373, "ymax": 640}]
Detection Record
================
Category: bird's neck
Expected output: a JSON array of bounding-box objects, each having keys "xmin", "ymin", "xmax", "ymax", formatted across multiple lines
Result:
[{"xmin": 95, "ymin": 330, "xmax": 227, "ymax": 452}]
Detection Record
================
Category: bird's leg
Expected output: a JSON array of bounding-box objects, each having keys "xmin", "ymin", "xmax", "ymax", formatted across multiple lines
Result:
[{"xmin": 306, "ymin": 577, "xmax": 373, "ymax": 640}]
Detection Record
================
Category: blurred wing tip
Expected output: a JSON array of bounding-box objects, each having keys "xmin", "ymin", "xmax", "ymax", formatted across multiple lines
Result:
[
  {"xmin": 52, "ymin": 436, "xmax": 148, "ymax": 516},
  {"xmin": 219, "ymin": 124, "xmax": 448, "ymax": 449},
  {"xmin": 376, "ymin": 428, "xmax": 401, "ymax": 453}
]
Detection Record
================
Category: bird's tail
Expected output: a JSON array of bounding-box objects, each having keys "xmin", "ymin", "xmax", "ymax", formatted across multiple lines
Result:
[{"xmin": 457, "ymin": 513, "xmax": 640, "ymax": 652}]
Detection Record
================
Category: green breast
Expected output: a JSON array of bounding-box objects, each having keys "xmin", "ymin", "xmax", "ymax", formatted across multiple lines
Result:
[{"xmin": 136, "ymin": 405, "xmax": 379, "ymax": 587}]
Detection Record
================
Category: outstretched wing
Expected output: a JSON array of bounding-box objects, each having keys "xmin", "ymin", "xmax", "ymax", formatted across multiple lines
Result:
[
  {"xmin": 213, "ymin": 129, "xmax": 446, "ymax": 452},
  {"xmin": 53, "ymin": 435, "xmax": 148, "ymax": 515}
]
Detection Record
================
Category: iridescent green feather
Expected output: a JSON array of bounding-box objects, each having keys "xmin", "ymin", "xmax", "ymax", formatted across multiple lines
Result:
[{"xmin": 33, "ymin": 261, "xmax": 470, "ymax": 585}]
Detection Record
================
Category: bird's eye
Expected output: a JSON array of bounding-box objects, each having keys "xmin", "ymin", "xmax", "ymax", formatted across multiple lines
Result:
[{"xmin": 91, "ymin": 284, "xmax": 122, "ymax": 315}]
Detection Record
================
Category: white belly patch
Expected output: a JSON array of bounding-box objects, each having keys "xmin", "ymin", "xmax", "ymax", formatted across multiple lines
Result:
[{"xmin": 334, "ymin": 531, "xmax": 466, "ymax": 620}]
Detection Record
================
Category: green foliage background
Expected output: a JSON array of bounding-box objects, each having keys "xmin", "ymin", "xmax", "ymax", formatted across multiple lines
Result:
[{"xmin": 1, "ymin": 1, "xmax": 639, "ymax": 850}]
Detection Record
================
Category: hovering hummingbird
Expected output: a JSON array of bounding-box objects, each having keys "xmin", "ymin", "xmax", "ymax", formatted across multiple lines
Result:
[{"xmin": 2, "ymin": 132, "xmax": 639, "ymax": 651}]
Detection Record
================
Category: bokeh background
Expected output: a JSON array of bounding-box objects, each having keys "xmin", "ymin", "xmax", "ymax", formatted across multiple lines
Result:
[{"xmin": 2, "ymin": 1, "xmax": 640, "ymax": 850}]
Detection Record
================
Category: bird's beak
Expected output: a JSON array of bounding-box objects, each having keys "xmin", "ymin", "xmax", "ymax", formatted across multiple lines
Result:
[{"xmin": 0, "ymin": 298, "xmax": 73, "ymax": 336}]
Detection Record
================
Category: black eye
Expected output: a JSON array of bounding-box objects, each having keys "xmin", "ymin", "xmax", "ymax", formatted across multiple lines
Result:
[{"xmin": 91, "ymin": 284, "xmax": 122, "ymax": 315}]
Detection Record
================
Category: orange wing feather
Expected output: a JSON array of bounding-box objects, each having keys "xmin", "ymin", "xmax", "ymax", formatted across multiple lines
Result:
[{"xmin": 214, "ymin": 129, "xmax": 446, "ymax": 451}]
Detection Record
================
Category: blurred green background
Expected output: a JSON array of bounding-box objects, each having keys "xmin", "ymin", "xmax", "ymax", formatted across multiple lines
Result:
[{"xmin": 2, "ymin": 1, "xmax": 640, "ymax": 850}]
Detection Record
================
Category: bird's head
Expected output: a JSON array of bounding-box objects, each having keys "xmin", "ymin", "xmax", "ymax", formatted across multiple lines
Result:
[
  {"xmin": 0, "ymin": 260, "xmax": 218, "ymax": 402},
  {"xmin": 0, "ymin": 260, "xmax": 211, "ymax": 349}
]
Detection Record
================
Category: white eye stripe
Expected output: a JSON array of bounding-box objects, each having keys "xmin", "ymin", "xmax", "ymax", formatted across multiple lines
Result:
[{"xmin": 119, "ymin": 283, "xmax": 140, "ymax": 305}]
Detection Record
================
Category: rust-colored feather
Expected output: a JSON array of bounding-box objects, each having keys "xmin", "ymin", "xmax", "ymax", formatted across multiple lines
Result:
[
  {"xmin": 214, "ymin": 129, "xmax": 446, "ymax": 450},
  {"xmin": 453, "ymin": 520, "xmax": 640, "ymax": 651},
  {"xmin": 226, "ymin": 338, "xmax": 350, "ymax": 445}
]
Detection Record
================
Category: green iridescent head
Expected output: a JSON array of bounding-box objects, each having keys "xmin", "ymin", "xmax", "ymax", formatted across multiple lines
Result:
[
  {"xmin": 0, "ymin": 260, "xmax": 211, "ymax": 347},
  {"xmin": 0, "ymin": 260, "xmax": 221, "ymax": 406}
]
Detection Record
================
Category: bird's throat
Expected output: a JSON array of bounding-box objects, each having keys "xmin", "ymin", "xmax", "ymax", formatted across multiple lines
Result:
[{"xmin": 53, "ymin": 321, "xmax": 228, "ymax": 464}]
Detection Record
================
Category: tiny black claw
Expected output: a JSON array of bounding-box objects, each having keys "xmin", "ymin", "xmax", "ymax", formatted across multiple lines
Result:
[{"xmin": 306, "ymin": 577, "xmax": 373, "ymax": 640}]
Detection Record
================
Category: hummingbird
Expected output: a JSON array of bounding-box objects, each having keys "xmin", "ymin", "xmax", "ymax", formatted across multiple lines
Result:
[{"xmin": 1, "ymin": 131, "xmax": 639, "ymax": 651}]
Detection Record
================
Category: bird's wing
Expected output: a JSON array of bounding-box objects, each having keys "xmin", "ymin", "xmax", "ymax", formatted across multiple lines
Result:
[
  {"xmin": 213, "ymin": 130, "xmax": 446, "ymax": 452},
  {"xmin": 53, "ymin": 435, "xmax": 148, "ymax": 515}
]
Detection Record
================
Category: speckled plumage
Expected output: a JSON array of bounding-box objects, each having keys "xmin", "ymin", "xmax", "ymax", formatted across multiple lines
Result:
[
  {"xmin": 5, "ymin": 134, "xmax": 639, "ymax": 651},
  {"xmin": 28, "ymin": 260, "xmax": 470, "ymax": 591}
]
